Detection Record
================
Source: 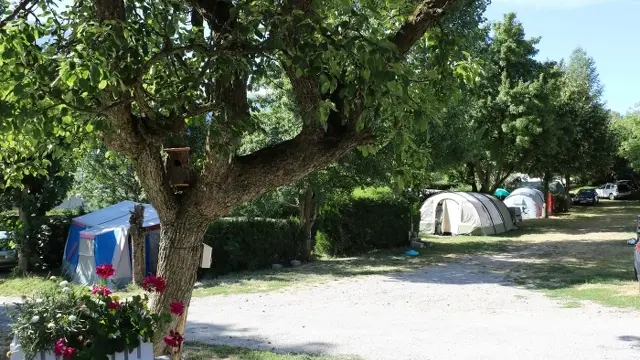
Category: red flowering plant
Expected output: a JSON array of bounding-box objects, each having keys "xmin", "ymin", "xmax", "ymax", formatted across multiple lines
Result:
[{"xmin": 11, "ymin": 265, "xmax": 185, "ymax": 359}]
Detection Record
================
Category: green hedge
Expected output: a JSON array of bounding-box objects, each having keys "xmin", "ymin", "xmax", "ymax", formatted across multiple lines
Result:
[
  {"xmin": 0, "ymin": 211, "xmax": 75, "ymax": 270},
  {"xmin": 316, "ymin": 191, "xmax": 415, "ymax": 256},
  {"xmin": 202, "ymin": 217, "xmax": 303, "ymax": 276}
]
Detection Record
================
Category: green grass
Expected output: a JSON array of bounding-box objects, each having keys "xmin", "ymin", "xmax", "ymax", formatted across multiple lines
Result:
[
  {"xmin": 185, "ymin": 343, "xmax": 359, "ymax": 360},
  {"xmin": 0, "ymin": 274, "xmax": 57, "ymax": 297}
]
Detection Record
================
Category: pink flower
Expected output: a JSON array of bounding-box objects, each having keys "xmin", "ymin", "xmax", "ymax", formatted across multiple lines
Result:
[
  {"xmin": 163, "ymin": 330, "xmax": 184, "ymax": 348},
  {"xmin": 53, "ymin": 339, "xmax": 66, "ymax": 356},
  {"xmin": 142, "ymin": 275, "xmax": 166, "ymax": 293},
  {"xmin": 107, "ymin": 300, "xmax": 121, "ymax": 310},
  {"xmin": 96, "ymin": 264, "xmax": 115, "ymax": 279},
  {"xmin": 169, "ymin": 301, "xmax": 184, "ymax": 316},
  {"xmin": 91, "ymin": 285, "xmax": 112, "ymax": 297},
  {"xmin": 63, "ymin": 346, "xmax": 76, "ymax": 359}
]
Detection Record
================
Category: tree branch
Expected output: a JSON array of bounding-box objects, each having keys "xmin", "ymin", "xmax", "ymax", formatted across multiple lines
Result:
[
  {"xmin": 391, "ymin": 0, "xmax": 458, "ymax": 56},
  {"xmin": 0, "ymin": 0, "xmax": 37, "ymax": 29},
  {"xmin": 92, "ymin": 0, "xmax": 178, "ymax": 217},
  {"xmin": 210, "ymin": 129, "xmax": 374, "ymax": 214},
  {"xmin": 183, "ymin": 102, "xmax": 216, "ymax": 119}
]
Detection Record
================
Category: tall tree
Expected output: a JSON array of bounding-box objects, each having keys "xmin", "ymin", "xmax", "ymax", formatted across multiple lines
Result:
[
  {"xmin": 466, "ymin": 13, "xmax": 559, "ymax": 193},
  {"xmin": 1, "ymin": 0, "xmax": 488, "ymax": 355},
  {"xmin": 549, "ymin": 48, "xmax": 615, "ymax": 194}
]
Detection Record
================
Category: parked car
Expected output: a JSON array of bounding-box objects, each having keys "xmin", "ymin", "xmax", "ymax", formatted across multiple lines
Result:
[
  {"xmin": 617, "ymin": 180, "xmax": 639, "ymax": 192},
  {"xmin": 0, "ymin": 231, "xmax": 17, "ymax": 269},
  {"xmin": 596, "ymin": 183, "xmax": 632, "ymax": 200},
  {"xmin": 572, "ymin": 189, "xmax": 599, "ymax": 205}
]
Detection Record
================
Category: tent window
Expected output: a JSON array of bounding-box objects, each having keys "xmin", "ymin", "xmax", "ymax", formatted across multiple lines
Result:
[{"xmin": 78, "ymin": 238, "xmax": 94, "ymax": 256}]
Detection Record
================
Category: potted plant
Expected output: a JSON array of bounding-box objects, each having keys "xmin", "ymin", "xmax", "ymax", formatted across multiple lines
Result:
[{"xmin": 8, "ymin": 264, "xmax": 185, "ymax": 360}]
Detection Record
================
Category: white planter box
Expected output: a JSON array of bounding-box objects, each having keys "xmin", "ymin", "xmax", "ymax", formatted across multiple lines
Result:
[{"xmin": 10, "ymin": 335, "xmax": 155, "ymax": 360}]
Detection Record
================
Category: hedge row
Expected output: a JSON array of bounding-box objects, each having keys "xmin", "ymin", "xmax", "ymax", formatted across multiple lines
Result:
[
  {"xmin": 0, "ymin": 189, "xmax": 415, "ymax": 275},
  {"xmin": 315, "ymin": 192, "xmax": 416, "ymax": 256},
  {"xmin": 201, "ymin": 217, "xmax": 304, "ymax": 276}
]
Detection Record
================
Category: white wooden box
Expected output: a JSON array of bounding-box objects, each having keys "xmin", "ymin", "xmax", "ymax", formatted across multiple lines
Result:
[{"xmin": 10, "ymin": 335, "xmax": 155, "ymax": 360}]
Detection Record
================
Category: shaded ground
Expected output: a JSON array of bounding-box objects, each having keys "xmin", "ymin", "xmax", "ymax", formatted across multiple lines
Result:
[
  {"xmin": 186, "ymin": 262, "xmax": 640, "ymax": 360},
  {"xmin": 184, "ymin": 200, "xmax": 640, "ymax": 360}
]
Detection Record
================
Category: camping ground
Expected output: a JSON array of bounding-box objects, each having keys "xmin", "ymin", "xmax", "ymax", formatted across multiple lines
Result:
[{"xmin": 2, "ymin": 200, "xmax": 640, "ymax": 359}]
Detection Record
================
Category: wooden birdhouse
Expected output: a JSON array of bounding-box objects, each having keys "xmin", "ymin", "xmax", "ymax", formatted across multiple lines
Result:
[{"xmin": 164, "ymin": 147, "xmax": 191, "ymax": 187}]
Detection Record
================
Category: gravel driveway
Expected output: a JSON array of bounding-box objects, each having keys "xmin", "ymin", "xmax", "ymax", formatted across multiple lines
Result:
[{"xmin": 186, "ymin": 262, "xmax": 640, "ymax": 360}]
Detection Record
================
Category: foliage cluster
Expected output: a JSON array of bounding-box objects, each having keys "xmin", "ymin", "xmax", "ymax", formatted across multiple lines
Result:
[{"xmin": 0, "ymin": 210, "xmax": 76, "ymax": 270}]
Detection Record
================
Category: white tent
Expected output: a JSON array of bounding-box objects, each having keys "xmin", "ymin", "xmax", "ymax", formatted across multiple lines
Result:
[
  {"xmin": 504, "ymin": 188, "xmax": 545, "ymax": 219},
  {"xmin": 419, "ymin": 192, "xmax": 515, "ymax": 236}
]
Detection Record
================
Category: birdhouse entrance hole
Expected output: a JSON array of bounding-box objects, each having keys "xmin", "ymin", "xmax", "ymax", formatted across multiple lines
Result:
[{"xmin": 164, "ymin": 147, "xmax": 191, "ymax": 187}]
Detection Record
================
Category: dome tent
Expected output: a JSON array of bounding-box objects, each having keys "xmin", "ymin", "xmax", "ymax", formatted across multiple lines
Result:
[
  {"xmin": 504, "ymin": 187, "xmax": 545, "ymax": 219},
  {"xmin": 419, "ymin": 192, "xmax": 515, "ymax": 236}
]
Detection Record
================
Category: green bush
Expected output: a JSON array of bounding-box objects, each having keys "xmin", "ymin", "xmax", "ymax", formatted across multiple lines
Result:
[
  {"xmin": 316, "ymin": 191, "xmax": 416, "ymax": 256},
  {"xmin": 202, "ymin": 217, "xmax": 303, "ymax": 276},
  {"xmin": 0, "ymin": 210, "xmax": 75, "ymax": 270}
]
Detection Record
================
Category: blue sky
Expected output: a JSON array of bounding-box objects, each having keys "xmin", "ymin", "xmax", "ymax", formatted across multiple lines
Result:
[{"xmin": 485, "ymin": 0, "xmax": 640, "ymax": 114}]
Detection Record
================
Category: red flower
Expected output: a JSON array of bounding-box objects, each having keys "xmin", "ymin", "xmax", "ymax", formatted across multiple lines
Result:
[
  {"xmin": 107, "ymin": 300, "xmax": 121, "ymax": 310},
  {"xmin": 63, "ymin": 346, "xmax": 76, "ymax": 359},
  {"xmin": 169, "ymin": 301, "xmax": 184, "ymax": 316},
  {"xmin": 54, "ymin": 339, "xmax": 66, "ymax": 356},
  {"xmin": 142, "ymin": 275, "xmax": 167, "ymax": 293},
  {"xmin": 163, "ymin": 330, "xmax": 184, "ymax": 348},
  {"xmin": 91, "ymin": 285, "xmax": 112, "ymax": 297},
  {"xmin": 96, "ymin": 264, "xmax": 115, "ymax": 279}
]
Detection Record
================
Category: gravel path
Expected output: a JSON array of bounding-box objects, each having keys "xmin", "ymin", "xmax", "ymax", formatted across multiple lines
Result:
[{"xmin": 186, "ymin": 262, "xmax": 640, "ymax": 360}]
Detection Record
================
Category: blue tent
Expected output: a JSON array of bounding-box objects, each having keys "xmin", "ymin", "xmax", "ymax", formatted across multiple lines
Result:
[{"xmin": 62, "ymin": 201, "xmax": 161, "ymax": 288}]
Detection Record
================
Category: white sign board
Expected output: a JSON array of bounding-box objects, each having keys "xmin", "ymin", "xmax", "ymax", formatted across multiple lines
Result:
[{"xmin": 201, "ymin": 243, "xmax": 212, "ymax": 268}]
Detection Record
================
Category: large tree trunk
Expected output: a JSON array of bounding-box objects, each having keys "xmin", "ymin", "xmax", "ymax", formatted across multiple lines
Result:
[
  {"xmin": 129, "ymin": 203, "xmax": 146, "ymax": 285},
  {"xmin": 298, "ymin": 186, "xmax": 317, "ymax": 261},
  {"xmin": 150, "ymin": 212, "xmax": 208, "ymax": 357}
]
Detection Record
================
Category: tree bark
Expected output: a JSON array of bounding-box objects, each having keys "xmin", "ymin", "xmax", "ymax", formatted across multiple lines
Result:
[
  {"xmin": 466, "ymin": 163, "xmax": 478, "ymax": 192},
  {"xmin": 150, "ymin": 212, "xmax": 208, "ymax": 356},
  {"xmin": 298, "ymin": 186, "xmax": 317, "ymax": 261},
  {"xmin": 129, "ymin": 204, "xmax": 146, "ymax": 285}
]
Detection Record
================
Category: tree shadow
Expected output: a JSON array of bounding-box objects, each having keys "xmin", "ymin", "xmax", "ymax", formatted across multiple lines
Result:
[
  {"xmin": 618, "ymin": 335, "xmax": 640, "ymax": 350},
  {"xmin": 384, "ymin": 238, "xmax": 636, "ymax": 292},
  {"xmin": 185, "ymin": 320, "xmax": 347, "ymax": 357}
]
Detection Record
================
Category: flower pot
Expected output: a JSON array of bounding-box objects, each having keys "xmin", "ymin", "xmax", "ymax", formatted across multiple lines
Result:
[{"xmin": 9, "ymin": 335, "xmax": 155, "ymax": 360}]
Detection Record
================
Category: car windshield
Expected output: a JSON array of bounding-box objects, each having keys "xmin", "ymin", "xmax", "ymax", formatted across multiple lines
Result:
[
  {"xmin": 578, "ymin": 189, "xmax": 595, "ymax": 196},
  {"xmin": 617, "ymin": 184, "xmax": 630, "ymax": 192}
]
